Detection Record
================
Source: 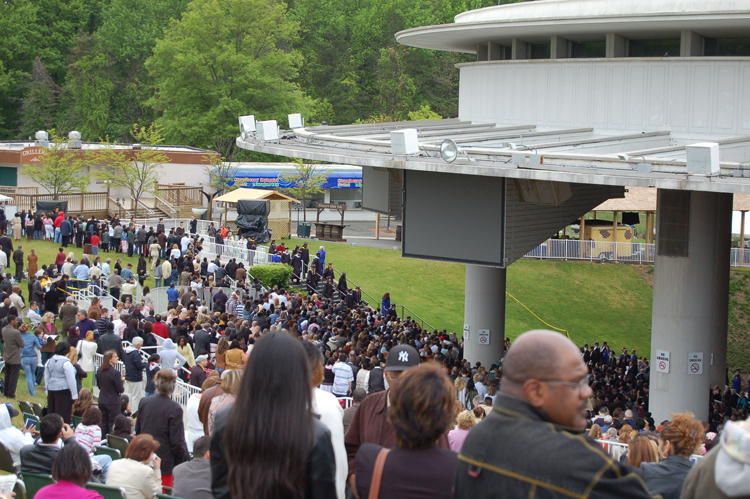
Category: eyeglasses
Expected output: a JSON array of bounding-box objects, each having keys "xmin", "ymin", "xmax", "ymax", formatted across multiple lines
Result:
[{"xmin": 538, "ymin": 374, "xmax": 591, "ymax": 394}]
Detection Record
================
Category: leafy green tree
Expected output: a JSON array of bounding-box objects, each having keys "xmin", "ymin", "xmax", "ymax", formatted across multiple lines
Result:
[
  {"xmin": 65, "ymin": 36, "xmax": 114, "ymax": 140},
  {"xmin": 0, "ymin": 0, "xmax": 40, "ymax": 137},
  {"xmin": 18, "ymin": 58, "xmax": 61, "ymax": 139},
  {"xmin": 408, "ymin": 105, "xmax": 442, "ymax": 122},
  {"xmin": 280, "ymin": 159, "xmax": 329, "ymax": 221},
  {"xmin": 96, "ymin": 0, "xmax": 190, "ymax": 137},
  {"xmin": 203, "ymin": 153, "xmax": 239, "ymax": 219},
  {"xmin": 23, "ymin": 129, "xmax": 89, "ymax": 199},
  {"xmin": 95, "ymin": 124, "xmax": 170, "ymax": 218},
  {"xmin": 146, "ymin": 0, "xmax": 313, "ymax": 158}
]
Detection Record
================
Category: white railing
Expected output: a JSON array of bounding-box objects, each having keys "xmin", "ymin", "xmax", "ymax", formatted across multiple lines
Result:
[
  {"xmin": 130, "ymin": 218, "xmax": 271, "ymax": 266},
  {"xmin": 595, "ymin": 439, "xmax": 703, "ymax": 462},
  {"xmin": 525, "ymin": 239, "xmax": 750, "ymax": 268},
  {"xmin": 132, "ymin": 197, "xmax": 155, "ymax": 215},
  {"xmin": 133, "ymin": 218, "xmax": 213, "ymax": 234},
  {"xmin": 93, "ymin": 351, "xmax": 200, "ymax": 417}
]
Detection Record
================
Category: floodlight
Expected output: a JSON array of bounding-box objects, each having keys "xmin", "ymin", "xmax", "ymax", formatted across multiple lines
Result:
[
  {"xmin": 35, "ymin": 131, "xmax": 48, "ymax": 141},
  {"xmin": 617, "ymin": 153, "xmax": 629, "ymax": 161},
  {"xmin": 440, "ymin": 139, "xmax": 459, "ymax": 163},
  {"xmin": 238, "ymin": 115, "xmax": 256, "ymax": 140},
  {"xmin": 288, "ymin": 113, "xmax": 304, "ymax": 129},
  {"xmin": 510, "ymin": 143, "xmax": 537, "ymax": 153},
  {"xmin": 508, "ymin": 142, "xmax": 517, "ymax": 149}
]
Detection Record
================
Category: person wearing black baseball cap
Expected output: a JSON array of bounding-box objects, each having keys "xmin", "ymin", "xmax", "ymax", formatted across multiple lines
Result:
[{"xmin": 344, "ymin": 344, "xmax": 450, "ymax": 492}]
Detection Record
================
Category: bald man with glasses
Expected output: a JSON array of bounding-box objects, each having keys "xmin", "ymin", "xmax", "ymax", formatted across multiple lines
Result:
[{"xmin": 453, "ymin": 329, "xmax": 657, "ymax": 499}]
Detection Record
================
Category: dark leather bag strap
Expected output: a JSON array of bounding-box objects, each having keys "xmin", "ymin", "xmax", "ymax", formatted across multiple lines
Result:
[{"xmin": 367, "ymin": 448, "xmax": 391, "ymax": 499}]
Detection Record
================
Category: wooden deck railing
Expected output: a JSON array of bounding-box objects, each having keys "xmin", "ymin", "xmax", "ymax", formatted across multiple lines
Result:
[
  {"xmin": 0, "ymin": 186, "xmax": 38, "ymax": 196},
  {"xmin": 156, "ymin": 185, "xmax": 203, "ymax": 206},
  {"xmin": 14, "ymin": 192, "xmax": 109, "ymax": 213}
]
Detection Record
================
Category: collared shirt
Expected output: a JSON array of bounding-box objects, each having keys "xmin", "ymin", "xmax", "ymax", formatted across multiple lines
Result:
[
  {"xmin": 331, "ymin": 362, "xmax": 354, "ymax": 395},
  {"xmin": 73, "ymin": 265, "xmax": 89, "ymax": 281}
]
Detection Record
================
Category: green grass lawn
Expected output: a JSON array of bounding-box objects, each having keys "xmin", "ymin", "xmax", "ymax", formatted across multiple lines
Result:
[
  {"xmin": 11, "ymin": 237, "xmax": 157, "ymax": 289},
  {"xmin": 0, "ymin": 370, "xmax": 50, "ymax": 429},
  {"xmin": 283, "ymin": 237, "xmax": 654, "ymax": 356}
]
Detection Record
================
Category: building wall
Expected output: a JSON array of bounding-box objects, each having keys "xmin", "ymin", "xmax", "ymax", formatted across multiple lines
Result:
[
  {"xmin": 458, "ymin": 58, "xmax": 750, "ymax": 136},
  {"xmin": 14, "ymin": 162, "xmax": 211, "ymax": 199}
]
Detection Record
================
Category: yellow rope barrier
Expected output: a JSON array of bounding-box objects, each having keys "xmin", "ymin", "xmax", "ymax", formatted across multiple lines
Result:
[{"xmin": 505, "ymin": 290, "xmax": 572, "ymax": 340}]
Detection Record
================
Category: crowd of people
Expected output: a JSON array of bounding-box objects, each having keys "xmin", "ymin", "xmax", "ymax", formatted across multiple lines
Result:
[{"xmin": 0, "ymin": 210, "xmax": 743, "ymax": 499}]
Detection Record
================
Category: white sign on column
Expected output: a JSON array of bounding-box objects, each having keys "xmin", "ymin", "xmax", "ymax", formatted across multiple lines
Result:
[
  {"xmin": 463, "ymin": 324, "xmax": 470, "ymax": 342},
  {"xmin": 478, "ymin": 329, "xmax": 490, "ymax": 346},
  {"xmin": 655, "ymin": 350, "xmax": 670, "ymax": 373},
  {"xmin": 687, "ymin": 352, "xmax": 703, "ymax": 375}
]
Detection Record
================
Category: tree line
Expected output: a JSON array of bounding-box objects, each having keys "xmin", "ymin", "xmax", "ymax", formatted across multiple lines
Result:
[{"xmin": 0, "ymin": 0, "xmax": 525, "ymax": 160}]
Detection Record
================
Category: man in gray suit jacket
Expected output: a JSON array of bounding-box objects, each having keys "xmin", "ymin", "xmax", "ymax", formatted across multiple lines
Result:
[
  {"xmin": 173, "ymin": 436, "xmax": 213, "ymax": 499},
  {"xmin": 3, "ymin": 315, "xmax": 23, "ymax": 398}
]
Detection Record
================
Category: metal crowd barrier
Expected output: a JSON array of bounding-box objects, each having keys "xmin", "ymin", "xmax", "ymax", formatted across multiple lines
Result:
[
  {"xmin": 93, "ymin": 350, "xmax": 201, "ymax": 419},
  {"xmin": 527, "ymin": 238, "xmax": 750, "ymax": 268}
]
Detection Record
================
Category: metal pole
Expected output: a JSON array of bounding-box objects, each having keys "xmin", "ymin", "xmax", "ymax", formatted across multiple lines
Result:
[{"xmin": 612, "ymin": 211, "xmax": 618, "ymax": 261}]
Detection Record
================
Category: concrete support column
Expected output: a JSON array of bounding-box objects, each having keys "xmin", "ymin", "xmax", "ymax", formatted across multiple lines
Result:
[
  {"xmin": 551, "ymin": 36, "xmax": 569, "ymax": 59},
  {"xmin": 463, "ymin": 265, "xmax": 506, "ymax": 369},
  {"xmin": 606, "ymin": 33, "xmax": 627, "ymax": 58},
  {"xmin": 650, "ymin": 190, "xmax": 732, "ymax": 422},
  {"xmin": 681, "ymin": 30, "xmax": 704, "ymax": 57},
  {"xmin": 512, "ymin": 39, "xmax": 528, "ymax": 60}
]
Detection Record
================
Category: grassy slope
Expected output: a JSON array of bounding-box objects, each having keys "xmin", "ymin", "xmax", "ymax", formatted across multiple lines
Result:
[
  {"xmin": 728, "ymin": 270, "xmax": 750, "ymax": 373},
  {"xmin": 286, "ymin": 238, "xmax": 654, "ymax": 355}
]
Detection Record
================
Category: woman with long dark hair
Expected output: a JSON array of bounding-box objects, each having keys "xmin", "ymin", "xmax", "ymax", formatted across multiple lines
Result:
[
  {"xmin": 95, "ymin": 350, "xmax": 123, "ymax": 438},
  {"xmin": 211, "ymin": 331, "xmax": 336, "ymax": 499}
]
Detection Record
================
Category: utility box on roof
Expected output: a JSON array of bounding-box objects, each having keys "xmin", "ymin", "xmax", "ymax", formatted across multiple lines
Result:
[
  {"xmin": 686, "ymin": 142, "xmax": 720, "ymax": 176},
  {"xmin": 390, "ymin": 129, "xmax": 420, "ymax": 155}
]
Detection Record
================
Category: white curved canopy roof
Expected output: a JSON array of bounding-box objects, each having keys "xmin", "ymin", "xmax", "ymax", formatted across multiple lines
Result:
[{"xmin": 396, "ymin": 0, "xmax": 750, "ymax": 53}]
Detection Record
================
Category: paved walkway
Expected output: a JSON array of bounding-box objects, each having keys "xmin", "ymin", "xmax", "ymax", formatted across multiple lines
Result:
[{"xmin": 293, "ymin": 220, "xmax": 402, "ymax": 251}]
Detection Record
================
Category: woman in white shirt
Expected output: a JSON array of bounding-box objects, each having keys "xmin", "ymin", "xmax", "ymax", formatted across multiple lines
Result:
[
  {"xmin": 169, "ymin": 244, "xmax": 181, "ymax": 260},
  {"xmin": 77, "ymin": 331, "xmax": 99, "ymax": 391},
  {"xmin": 106, "ymin": 434, "xmax": 162, "ymax": 499},
  {"xmin": 184, "ymin": 392, "xmax": 204, "ymax": 453}
]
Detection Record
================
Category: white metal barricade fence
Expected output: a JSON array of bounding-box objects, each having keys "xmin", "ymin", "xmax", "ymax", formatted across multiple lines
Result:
[
  {"xmin": 94, "ymin": 351, "xmax": 201, "ymax": 421},
  {"xmin": 525, "ymin": 239, "xmax": 750, "ymax": 268}
]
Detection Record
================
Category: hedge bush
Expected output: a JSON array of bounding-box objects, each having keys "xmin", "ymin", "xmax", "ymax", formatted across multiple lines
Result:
[{"xmin": 249, "ymin": 263, "xmax": 293, "ymax": 289}]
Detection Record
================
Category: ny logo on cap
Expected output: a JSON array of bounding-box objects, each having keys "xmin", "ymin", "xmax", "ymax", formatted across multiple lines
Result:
[{"xmin": 399, "ymin": 351, "xmax": 409, "ymax": 362}]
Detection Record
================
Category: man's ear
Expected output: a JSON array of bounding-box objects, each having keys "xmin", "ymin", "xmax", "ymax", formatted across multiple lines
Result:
[
  {"xmin": 522, "ymin": 380, "xmax": 547, "ymax": 409},
  {"xmin": 204, "ymin": 451, "xmax": 211, "ymax": 459}
]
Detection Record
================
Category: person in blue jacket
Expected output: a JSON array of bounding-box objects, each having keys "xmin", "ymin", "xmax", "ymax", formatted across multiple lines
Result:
[
  {"xmin": 318, "ymin": 246, "xmax": 326, "ymax": 272},
  {"xmin": 60, "ymin": 216, "xmax": 73, "ymax": 247},
  {"xmin": 382, "ymin": 292, "xmax": 391, "ymax": 312},
  {"xmin": 20, "ymin": 322, "xmax": 44, "ymax": 396}
]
